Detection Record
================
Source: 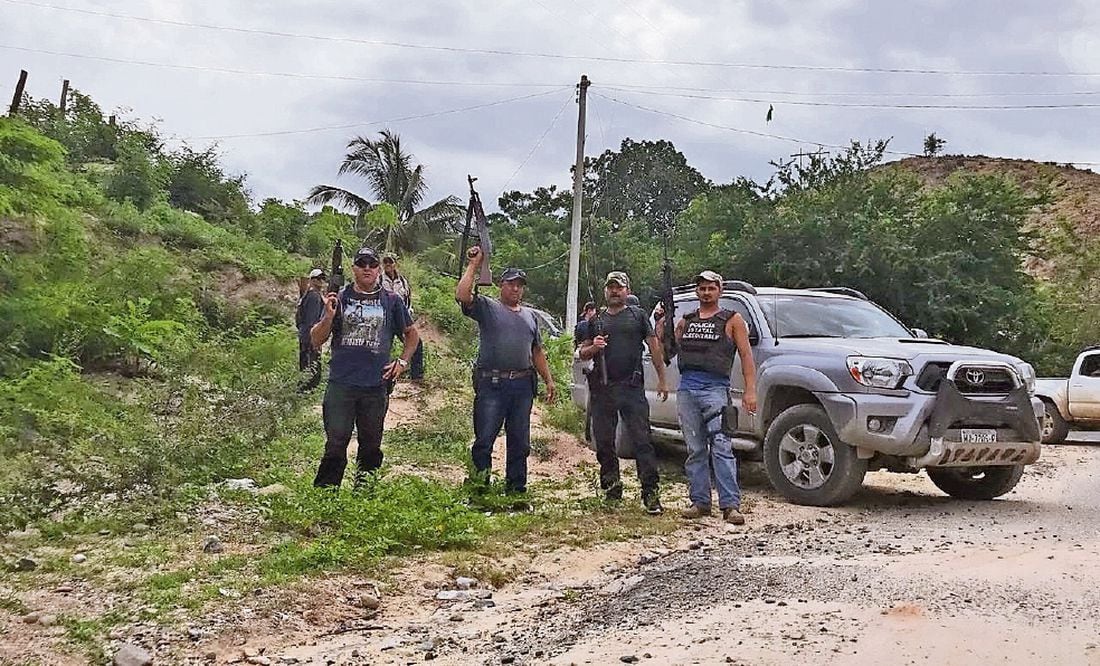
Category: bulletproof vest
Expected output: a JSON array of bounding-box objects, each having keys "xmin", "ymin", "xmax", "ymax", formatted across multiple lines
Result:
[{"xmin": 677, "ymin": 309, "xmax": 737, "ymax": 378}]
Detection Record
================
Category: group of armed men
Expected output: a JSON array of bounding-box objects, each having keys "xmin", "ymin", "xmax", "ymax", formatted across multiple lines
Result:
[{"xmin": 295, "ymin": 244, "xmax": 757, "ymax": 524}]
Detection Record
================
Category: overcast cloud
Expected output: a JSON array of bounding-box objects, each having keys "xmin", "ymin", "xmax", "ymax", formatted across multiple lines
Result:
[{"xmin": 2, "ymin": 0, "xmax": 1098, "ymax": 210}]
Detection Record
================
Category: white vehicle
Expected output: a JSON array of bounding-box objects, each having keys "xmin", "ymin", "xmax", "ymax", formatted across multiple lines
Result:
[{"xmin": 1035, "ymin": 346, "xmax": 1100, "ymax": 443}]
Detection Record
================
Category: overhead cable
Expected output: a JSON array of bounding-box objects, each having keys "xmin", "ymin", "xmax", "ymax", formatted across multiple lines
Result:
[
  {"xmin": 180, "ymin": 88, "xmax": 570, "ymax": 140},
  {"xmin": 6, "ymin": 0, "xmax": 1100, "ymax": 77},
  {"xmin": 602, "ymin": 86, "xmax": 1100, "ymax": 110}
]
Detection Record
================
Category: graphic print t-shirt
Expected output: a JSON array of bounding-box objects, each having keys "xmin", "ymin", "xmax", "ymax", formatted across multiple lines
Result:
[{"xmin": 329, "ymin": 287, "xmax": 412, "ymax": 388}]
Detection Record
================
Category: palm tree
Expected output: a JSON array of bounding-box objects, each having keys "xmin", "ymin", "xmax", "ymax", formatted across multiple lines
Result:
[{"xmin": 307, "ymin": 130, "xmax": 462, "ymax": 253}]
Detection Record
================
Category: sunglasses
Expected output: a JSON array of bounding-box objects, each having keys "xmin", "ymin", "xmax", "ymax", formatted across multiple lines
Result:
[{"xmin": 354, "ymin": 257, "xmax": 380, "ymax": 268}]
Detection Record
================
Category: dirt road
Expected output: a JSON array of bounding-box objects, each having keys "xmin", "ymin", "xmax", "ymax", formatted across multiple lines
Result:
[{"xmin": 276, "ymin": 435, "xmax": 1100, "ymax": 666}]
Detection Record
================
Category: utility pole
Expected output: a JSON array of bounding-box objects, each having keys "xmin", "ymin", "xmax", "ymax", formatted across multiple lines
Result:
[
  {"xmin": 565, "ymin": 74, "xmax": 590, "ymax": 332},
  {"xmin": 9, "ymin": 70, "xmax": 28, "ymax": 116},
  {"xmin": 59, "ymin": 79, "xmax": 69, "ymax": 114}
]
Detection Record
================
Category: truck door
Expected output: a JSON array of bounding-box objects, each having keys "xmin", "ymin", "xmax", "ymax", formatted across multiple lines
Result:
[
  {"xmin": 1068, "ymin": 351, "xmax": 1100, "ymax": 419},
  {"xmin": 644, "ymin": 298, "xmax": 689, "ymax": 427},
  {"xmin": 719, "ymin": 296, "xmax": 759, "ymax": 434}
]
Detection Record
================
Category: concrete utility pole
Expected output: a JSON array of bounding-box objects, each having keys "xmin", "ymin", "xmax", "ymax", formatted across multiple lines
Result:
[
  {"xmin": 9, "ymin": 70, "xmax": 28, "ymax": 116},
  {"xmin": 565, "ymin": 74, "xmax": 590, "ymax": 333},
  {"xmin": 59, "ymin": 79, "xmax": 69, "ymax": 114}
]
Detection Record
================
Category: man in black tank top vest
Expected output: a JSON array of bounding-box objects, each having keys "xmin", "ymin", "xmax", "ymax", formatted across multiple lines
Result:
[
  {"xmin": 671, "ymin": 270, "xmax": 757, "ymax": 524},
  {"xmin": 578, "ymin": 271, "xmax": 669, "ymax": 514}
]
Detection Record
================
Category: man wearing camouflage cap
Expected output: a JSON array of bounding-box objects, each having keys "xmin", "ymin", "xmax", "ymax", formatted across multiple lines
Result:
[{"xmin": 578, "ymin": 270, "xmax": 669, "ymax": 514}]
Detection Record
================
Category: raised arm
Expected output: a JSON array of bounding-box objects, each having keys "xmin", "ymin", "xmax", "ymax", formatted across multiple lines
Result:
[
  {"xmin": 310, "ymin": 292, "xmax": 338, "ymax": 350},
  {"xmin": 455, "ymin": 247, "xmax": 484, "ymax": 306}
]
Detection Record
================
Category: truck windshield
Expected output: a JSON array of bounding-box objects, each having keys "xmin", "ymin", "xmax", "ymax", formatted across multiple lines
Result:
[{"xmin": 758, "ymin": 295, "xmax": 913, "ymax": 338}]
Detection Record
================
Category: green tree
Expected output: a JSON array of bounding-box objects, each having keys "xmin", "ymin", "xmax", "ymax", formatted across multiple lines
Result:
[
  {"xmin": 166, "ymin": 146, "xmax": 251, "ymax": 225},
  {"xmin": 307, "ymin": 130, "xmax": 462, "ymax": 253},
  {"xmin": 105, "ymin": 134, "xmax": 167, "ymax": 210},
  {"xmin": 584, "ymin": 138, "xmax": 710, "ymax": 234},
  {"xmin": 252, "ymin": 198, "xmax": 308, "ymax": 252},
  {"xmin": 923, "ymin": 133, "xmax": 947, "ymax": 157}
]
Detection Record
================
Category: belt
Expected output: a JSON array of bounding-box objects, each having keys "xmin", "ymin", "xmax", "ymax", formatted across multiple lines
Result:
[{"xmin": 477, "ymin": 368, "xmax": 533, "ymax": 379}]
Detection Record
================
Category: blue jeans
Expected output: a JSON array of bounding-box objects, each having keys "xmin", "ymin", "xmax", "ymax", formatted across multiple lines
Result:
[
  {"xmin": 472, "ymin": 375, "xmax": 535, "ymax": 492},
  {"xmin": 678, "ymin": 386, "xmax": 740, "ymax": 509}
]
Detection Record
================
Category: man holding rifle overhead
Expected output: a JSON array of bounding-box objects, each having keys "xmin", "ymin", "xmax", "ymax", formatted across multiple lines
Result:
[{"xmin": 456, "ymin": 246, "xmax": 556, "ymax": 499}]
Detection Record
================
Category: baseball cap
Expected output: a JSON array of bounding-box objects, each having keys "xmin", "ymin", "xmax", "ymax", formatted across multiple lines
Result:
[
  {"xmin": 605, "ymin": 271, "xmax": 630, "ymax": 288},
  {"xmin": 308, "ymin": 268, "xmax": 326, "ymax": 280},
  {"xmin": 499, "ymin": 267, "xmax": 528, "ymax": 284},
  {"xmin": 353, "ymin": 247, "xmax": 380, "ymax": 266},
  {"xmin": 694, "ymin": 270, "xmax": 724, "ymax": 285}
]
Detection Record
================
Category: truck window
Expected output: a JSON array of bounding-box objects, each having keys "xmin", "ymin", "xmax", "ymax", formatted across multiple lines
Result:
[{"xmin": 1081, "ymin": 354, "xmax": 1100, "ymax": 377}]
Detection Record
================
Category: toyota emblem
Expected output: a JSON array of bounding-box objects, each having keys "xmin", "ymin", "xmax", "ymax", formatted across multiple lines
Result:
[{"xmin": 965, "ymin": 369, "xmax": 986, "ymax": 385}]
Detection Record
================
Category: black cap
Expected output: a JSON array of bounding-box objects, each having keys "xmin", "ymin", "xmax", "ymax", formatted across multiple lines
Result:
[{"xmin": 499, "ymin": 267, "xmax": 528, "ymax": 284}]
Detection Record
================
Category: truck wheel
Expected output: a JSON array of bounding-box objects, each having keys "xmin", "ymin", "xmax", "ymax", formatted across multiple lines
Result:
[
  {"xmin": 926, "ymin": 465, "xmax": 1024, "ymax": 500},
  {"xmin": 763, "ymin": 404, "xmax": 867, "ymax": 506},
  {"xmin": 1040, "ymin": 400, "xmax": 1069, "ymax": 445}
]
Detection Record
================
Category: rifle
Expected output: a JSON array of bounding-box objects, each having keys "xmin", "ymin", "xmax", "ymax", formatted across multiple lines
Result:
[
  {"xmin": 459, "ymin": 175, "xmax": 493, "ymax": 286},
  {"xmin": 327, "ymin": 238, "xmax": 345, "ymax": 295},
  {"xmin": 592, "ymin": 311, "xmax": 609, "ymax": 386},
  {"xmin": 659, "ymin": 232, "xmax": 677, "ymax": 366}
]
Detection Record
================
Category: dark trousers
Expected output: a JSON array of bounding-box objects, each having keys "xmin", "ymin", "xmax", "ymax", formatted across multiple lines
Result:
[
  {"xmin": 471, "ymin": 375, "xmax": 535, "ymax": 493},
  {"xmin": 314, "ymin": 382, "xmax": 389, "ymax": 487},
  {"xmin": 297, "ymin": 340, "xmax": 322, "ymax": 392},
  {"xmin": 395, "ymin": 329, "xmax": 425, "ymax": 380},
  {"xmin": 590, "ymin": 383, "xmax": 660, "ymax": 495}
]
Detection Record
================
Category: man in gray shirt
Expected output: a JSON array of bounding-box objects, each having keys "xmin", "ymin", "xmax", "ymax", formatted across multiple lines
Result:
[{"xmin": 456, "ymin": 247, "xmax": 556, "ymax": 498}]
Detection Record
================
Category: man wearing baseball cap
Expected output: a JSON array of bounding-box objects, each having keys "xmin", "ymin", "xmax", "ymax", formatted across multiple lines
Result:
[
  {"xmin": 295, "ymin": 268, "xmax": 327, "ymax": 392},
  {"xmin": 456, "ymin": 246, "xmax": 556, "ymax": 500},
  {"xmin": 309, "ymin": 246, "xmax": 420, "ymax": 488},
  {"xmin": 673, "ymin": 269, "xmax": 757, "ymax": 524},
  {"xmin": 578, "ymin": 270, "xmax": 669, "ymax": 514}
]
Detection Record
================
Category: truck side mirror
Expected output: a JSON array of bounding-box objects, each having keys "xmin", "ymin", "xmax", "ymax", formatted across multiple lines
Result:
[{"xmin": 911, "ymin": 327, "xmax": 929, "ymax": 339}]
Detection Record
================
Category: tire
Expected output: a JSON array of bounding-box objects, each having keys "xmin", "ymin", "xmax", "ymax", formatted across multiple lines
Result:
[
  {"xmin": 1040, "ymin": 400, "xmax": 1069, "ymax": 445},
  {"xmin": 763, "ymin": 404, "xmax": 867, "ymax": 506},
  {"xmin": 926, "ymin": 465, "xmax": 1025, "ymax": 500}
]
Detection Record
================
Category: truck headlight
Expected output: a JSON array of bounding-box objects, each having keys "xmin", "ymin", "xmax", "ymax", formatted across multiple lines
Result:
[
  {"xmin": 1014, "ymin": 362, "xmax": 1037, "ymax": 395},
  {"xmin": 846, "ymin": 356, "xmax": 913, "ymax": 390}
]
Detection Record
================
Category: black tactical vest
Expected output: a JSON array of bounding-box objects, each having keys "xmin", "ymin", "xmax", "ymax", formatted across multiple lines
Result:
[{"xmin": 677, "ymin": 309, "xmax": 737, "ymax": 378}]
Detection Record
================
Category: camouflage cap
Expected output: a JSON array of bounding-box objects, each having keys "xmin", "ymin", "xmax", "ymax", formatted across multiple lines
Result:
[{"xmin": 605, "ymin": 271, "xmax": 630, "ymax": 288}]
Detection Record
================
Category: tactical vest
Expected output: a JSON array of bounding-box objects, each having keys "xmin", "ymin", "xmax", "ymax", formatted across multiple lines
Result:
[{"xmin": 677, "ymin": 309, "xmax": 737, "ymax": 378}]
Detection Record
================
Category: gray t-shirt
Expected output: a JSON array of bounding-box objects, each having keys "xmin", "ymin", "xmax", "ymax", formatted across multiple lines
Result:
[{"xmin": 462, "ymin": 295, "xmax": 542, "ymax": 370}]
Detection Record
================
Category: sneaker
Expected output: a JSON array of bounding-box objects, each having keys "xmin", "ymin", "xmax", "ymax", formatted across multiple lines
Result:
[
  {"xmin": 642, "ymin": 493, "xmax": 663, "ymax": 515},
  {"xmin": 680, "ymin": 504, "xmax": 712, "ymax": 519},
  {"xmin": 722, "ymin": 507, "xmax": 746, "ymax": 525},
  {"xmin": 604, "ymin": 482, "xmax": 624, "ymax": 503}
]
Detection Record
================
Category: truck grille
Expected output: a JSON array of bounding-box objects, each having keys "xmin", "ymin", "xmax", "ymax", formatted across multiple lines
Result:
[{"xmin": 915, "ymin": 363, "xmax": 1017, "ymax": 394}]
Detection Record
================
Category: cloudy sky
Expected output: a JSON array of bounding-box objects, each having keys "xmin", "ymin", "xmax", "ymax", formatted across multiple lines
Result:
[{"xmin": 3, "ymin": 0, "xmax": 1099, "ymax": 210}]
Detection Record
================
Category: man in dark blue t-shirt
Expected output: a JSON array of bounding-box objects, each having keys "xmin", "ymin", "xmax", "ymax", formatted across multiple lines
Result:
[{"xmin": 309, "ymin": 246, "xmax": 419, "ymax": 487}]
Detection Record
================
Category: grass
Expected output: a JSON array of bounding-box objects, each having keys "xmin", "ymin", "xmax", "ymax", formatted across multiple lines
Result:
[{"xmin": 61, "ymin": 609, "xmax": 128, "ymax": 663}]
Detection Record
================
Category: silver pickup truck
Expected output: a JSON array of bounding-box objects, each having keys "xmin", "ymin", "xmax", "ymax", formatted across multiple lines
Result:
[{"xmin": 571, "ymin": 282, "xmax": 1044, "ymax": 506}]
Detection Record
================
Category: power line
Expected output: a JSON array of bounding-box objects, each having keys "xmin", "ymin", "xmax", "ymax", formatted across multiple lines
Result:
[
  {"xmin": 593, "ymin": 91, "xmax": 919, "ymax": 157},
  {"xmin": 6, "ymin": 0, "xmax": 1100, "ymax": 77},
  {"xmin": 0, "ymin": 44, "xmax": 569, "ymax": 88},
  {"xmin": 594, "ymin": 92, "xmax": 1100, "ymax": 166},
  {"xmin": 179, "ymin": 88, "xmax": 570, "ymax": 140},
  {"xmin": 607, "ymin": 82, "xmax": 1100, "ymax": 99},
  {"xmin": 10, "ymin": 39, "xmax": 1100, "ymax": 103},
  {"xmin": 500, "ymin": 91, "xmax": 574, "ymax": 193},
  {"xmin": 602, "ymin": 86, "xmax": 1100, "ymax": 110}
]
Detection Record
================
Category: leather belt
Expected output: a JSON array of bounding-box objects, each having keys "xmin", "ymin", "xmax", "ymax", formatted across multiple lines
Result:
[{"xmin": 477, "ymin": 368, "xmax": 533, "ymax": 379}]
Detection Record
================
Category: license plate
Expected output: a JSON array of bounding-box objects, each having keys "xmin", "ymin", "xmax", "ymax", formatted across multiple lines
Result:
[{"xmin": 960, "ymin": 428, "xmax": 997, "ymax": 444}]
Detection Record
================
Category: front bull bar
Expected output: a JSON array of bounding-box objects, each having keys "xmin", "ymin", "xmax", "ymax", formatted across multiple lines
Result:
[{"xmin": 907, "ymin": 361, "xmax": 1042, "ymax": 469}]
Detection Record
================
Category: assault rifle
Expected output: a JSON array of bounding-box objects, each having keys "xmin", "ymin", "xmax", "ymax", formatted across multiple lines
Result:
[
  {"xmin": 328, "ymin": 238, "xmax": 345, "ymax": 295},
  {"xmin": 659, "ymin": 233, "xmax": 677, "ymax": 365},
  {"xmin": 592, "ymin": 311, "xmax": 609, "ymax": 386},
  {"xmin": 458, "ymin": 175, "xmax": 493, "ymax": 286}
]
